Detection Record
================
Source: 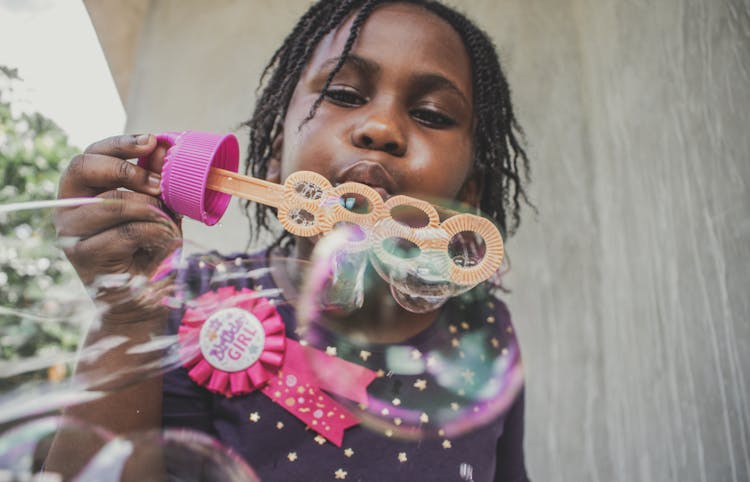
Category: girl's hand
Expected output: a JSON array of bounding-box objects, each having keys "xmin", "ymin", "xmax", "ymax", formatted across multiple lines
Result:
[{"xmin": 54, "ymin": 134, "xmax": 182, "ymax": 320}]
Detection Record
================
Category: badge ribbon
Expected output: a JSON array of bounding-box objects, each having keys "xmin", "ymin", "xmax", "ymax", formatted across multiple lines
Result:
[{"xmin": 178, "ymin": 286, "xmax": 375, "ymax": 447}]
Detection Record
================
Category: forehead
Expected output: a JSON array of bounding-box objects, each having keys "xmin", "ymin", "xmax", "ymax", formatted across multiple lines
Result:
[{"xmin": 306, "ymin": 3, "xmax": 472, "ymax": 95}]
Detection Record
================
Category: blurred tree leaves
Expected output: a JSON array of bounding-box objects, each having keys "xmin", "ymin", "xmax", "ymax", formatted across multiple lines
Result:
[
  {"xmin": 0, "ymin": 65, "xmax": 76, "ymax": 205},
  {"xmin": 0, "ymin": 65, "xmax": 82, "ymax": 384}
]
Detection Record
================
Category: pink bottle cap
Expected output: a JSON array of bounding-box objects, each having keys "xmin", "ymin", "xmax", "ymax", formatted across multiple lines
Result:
[{"xmin": 139, "ymin": 131, "xmax": 240, "ymax": 225}]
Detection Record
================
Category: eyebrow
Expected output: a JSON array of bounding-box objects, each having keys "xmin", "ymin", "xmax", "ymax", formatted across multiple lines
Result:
[
  {"xmin": 318, "ymin": 54, "xmax": 470, "ymax": 107},
  {"xmin": 410, "ymin": 72, "xmax": 470, "ymax": 108},
  {"xmin": 318, "ymin": 54, "xmax": 380, "ymax": 77}
]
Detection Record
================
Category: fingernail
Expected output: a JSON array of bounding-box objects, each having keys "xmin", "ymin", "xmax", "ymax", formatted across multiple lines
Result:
[
  {"xmin": 148, "ymin": 173, "xmax": 161, "ymax": 190},
  {"xmin": 136, "ymin": 134, "xmax": 151, "ymax": 145}
]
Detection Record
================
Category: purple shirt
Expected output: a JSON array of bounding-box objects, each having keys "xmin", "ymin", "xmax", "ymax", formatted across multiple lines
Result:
[{"xmin": 163, "ymin": 252, "xmax": 529, "ymax": 481}]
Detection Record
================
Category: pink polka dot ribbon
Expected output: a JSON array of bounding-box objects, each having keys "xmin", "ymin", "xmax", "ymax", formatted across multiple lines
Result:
[{"xmin": 178, "ymin": 287, "xmax": 376, "ymax": 446}]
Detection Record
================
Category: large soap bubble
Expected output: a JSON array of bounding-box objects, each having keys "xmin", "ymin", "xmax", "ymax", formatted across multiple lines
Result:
[
  {"xmin": 0, "ymin": 415, "xmax": 113, "ymax": 481},
  {"xmin": 0, "ymin": 199, "xmax": 183, "ymax": 423},
  {"xmin": 90, "ymin": 428, "xmax": 261, "ymax": 482},
  {"xmin": 0, "ymin": 416, "xmax": 260, "ymax": 481},
  {"xmin": 296, "ymin": 221, "xmax": 524, "ymax": 440},
  {"xmin": 0, "ymin": 190, "xmax": 521, "ymax": 471}
]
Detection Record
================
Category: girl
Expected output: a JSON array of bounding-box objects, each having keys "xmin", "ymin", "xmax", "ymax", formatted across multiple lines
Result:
[{"xmin": 53, "ymin": 1, "xmax": 532, "ymax": 480}]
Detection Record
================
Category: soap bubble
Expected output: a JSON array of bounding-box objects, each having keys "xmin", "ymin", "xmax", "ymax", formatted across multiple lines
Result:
[
  {"xmin": 0, "ymin": 199, "xmax": 183, "ymax": 423},
  {"xmin": 0, "ymin": 195, "xmax": 264, "ymax": 480},
  {"xmin": 297, "ymin": 222, "xmax": 524, "ymax": 440},
  {"xmin": 0, "ymin": 415, "xmax": 114, "ymax": 481},
  {"xmin": 0, "ymin": 188, "xmax": 519, "ymax": 467},
  {"xmin": 365, "ymin": 197, "xmax": 501, "ymax": 314},
  {"xmin": 84, "ymin": 428, "xmax": 260, "ymax": 482},
  {"xmin": 0, "ymin": 417, "xmax": 260, "ymax": 481}
]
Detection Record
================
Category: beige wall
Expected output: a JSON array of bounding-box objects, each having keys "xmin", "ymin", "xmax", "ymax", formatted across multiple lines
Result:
[{"xmin": 89, "ymin": 1, "xmax": 750, "ymax": 480}]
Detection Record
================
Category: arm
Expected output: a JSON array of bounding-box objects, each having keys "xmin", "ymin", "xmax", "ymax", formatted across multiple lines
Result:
[{"xmin": 45, "ymin": 134, "xmax": 181, "ymax": 477}]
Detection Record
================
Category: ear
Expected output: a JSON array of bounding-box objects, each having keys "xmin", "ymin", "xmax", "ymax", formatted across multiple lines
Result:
[
  {"xmin": 457, "ymin": 168, "xmax": 483, "ymax": 210},
  {"xmin": 265, "ymin": 131, "xmax": 284, "ymax": 184}
]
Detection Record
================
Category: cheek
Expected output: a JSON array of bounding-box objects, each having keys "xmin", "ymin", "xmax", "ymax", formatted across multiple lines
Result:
[
  {"xmin": 280, "ymin": 96, "xmax": 320, "ymax": 172},
  {"xmin": 409, "ymin": 135, "xmax": 474, "ymax": 198},
  {"xmin": 280, "ymin": 108, "xmax": 344, "ymax": 179},
  {"xmin": 447, "ymin": 134, "xmax": 475, "ymax": 189}
]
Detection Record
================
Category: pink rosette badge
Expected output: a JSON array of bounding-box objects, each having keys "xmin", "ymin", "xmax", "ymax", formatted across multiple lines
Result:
[{"xmin": 178, "ymin": 286, "xmax": 376, "ymax": 447}]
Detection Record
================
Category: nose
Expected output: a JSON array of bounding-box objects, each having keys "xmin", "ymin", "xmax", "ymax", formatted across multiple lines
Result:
[{"xmin": 351, "ymin": 107, "xmax": 407, "ymax": 157}]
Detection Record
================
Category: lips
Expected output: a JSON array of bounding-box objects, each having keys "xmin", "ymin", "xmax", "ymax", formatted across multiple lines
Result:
[{"xmin": 334, "ymin": 161, "xmax": 398, "ymax": 201}]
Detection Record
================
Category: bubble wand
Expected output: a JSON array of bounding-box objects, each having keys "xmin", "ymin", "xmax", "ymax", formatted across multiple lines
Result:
[{"xmin": 140, "ymin": 131, "xmax": 503, "ymax": 287}]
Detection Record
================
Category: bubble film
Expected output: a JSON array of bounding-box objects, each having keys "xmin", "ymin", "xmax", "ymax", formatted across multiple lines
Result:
[
  {"xmin": 0, "ymin": 417, "xmax": 259, "ymax": 481},
  {"xmin": 0, "ymin": 199, "xmax": 267, "ymax": 480},
  {"xmin": 297, "ymin": 227, "xmax": 524, "ymax": 440},
  {"xmin": 105, "ymin": 429, "xmax": 261, "ymax": 482},
  {"xmin": 280, "ymin": 176, "xmax": 506, "ymax": 295},
  {"xmin": 0, "ymin": 199, "xmax": 183, "ymax": 423},
  {"xmin": 0, "ymin": 416, "xmax": 113, "ymax": 481},
  {"xmin": 0, "ymin": 191, "xmax": 520, "ymax": 471}
]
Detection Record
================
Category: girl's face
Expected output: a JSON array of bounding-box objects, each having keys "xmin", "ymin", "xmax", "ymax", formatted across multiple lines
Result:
[{"xmin": 272, "ymin": 3, "xmax": 476, "ymax": 205}]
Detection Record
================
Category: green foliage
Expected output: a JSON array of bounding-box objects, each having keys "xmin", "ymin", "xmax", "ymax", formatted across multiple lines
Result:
[
  {"xmin": 0, "ymin": 65, "xmax": 83, "ymax": 383},
  {"xmin": 0, "ymin": 66, "xmax": 77, "ymax": 206}
]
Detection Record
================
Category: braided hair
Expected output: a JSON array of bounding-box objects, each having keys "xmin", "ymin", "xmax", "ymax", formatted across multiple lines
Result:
[{"xmin": 243, "ymin": 0, "xmax": 532, "ymax": 248}]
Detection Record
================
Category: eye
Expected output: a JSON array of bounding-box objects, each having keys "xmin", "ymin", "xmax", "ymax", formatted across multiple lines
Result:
[
  {"xmin": 411, "ymin": 108, "xmax": 456, "ymax": 128},
  {"xmin": 324, "ymin": 86, "xmax": 366, "ymax": 107}
]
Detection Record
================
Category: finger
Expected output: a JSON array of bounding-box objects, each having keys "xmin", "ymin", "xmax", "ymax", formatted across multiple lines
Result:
[
  {"xmin": 86, "ymin": 133, "xmax": 171, "ymax": 176},
  {"xmin": 58, "ymin": 152, "xmax": 162, "ymax": 199},
  {"xmin": 84, "ymin": 133, "xmax": 156, "ymax": 159},
  {"xmin": 137, "ymin": 142, "xmax": 170, "ymax": 174},
  {"xmin": 65, "ymin": 220, "xmax": 182, "ymax": 276},
  {"xmin": 55, "ymin": 190, "xmax": 177, "ymax": 240}
]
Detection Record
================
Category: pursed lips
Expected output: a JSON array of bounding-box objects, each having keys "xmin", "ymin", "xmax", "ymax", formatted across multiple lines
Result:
[{"xmin": 334, "ymin": 160, "xmax": 397, "ymax": 201}]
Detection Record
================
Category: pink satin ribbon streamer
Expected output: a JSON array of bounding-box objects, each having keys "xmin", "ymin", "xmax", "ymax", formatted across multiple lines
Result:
[{"xmin": 262, "ymin": 339, "xmax": 375, "ymax": 447}]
